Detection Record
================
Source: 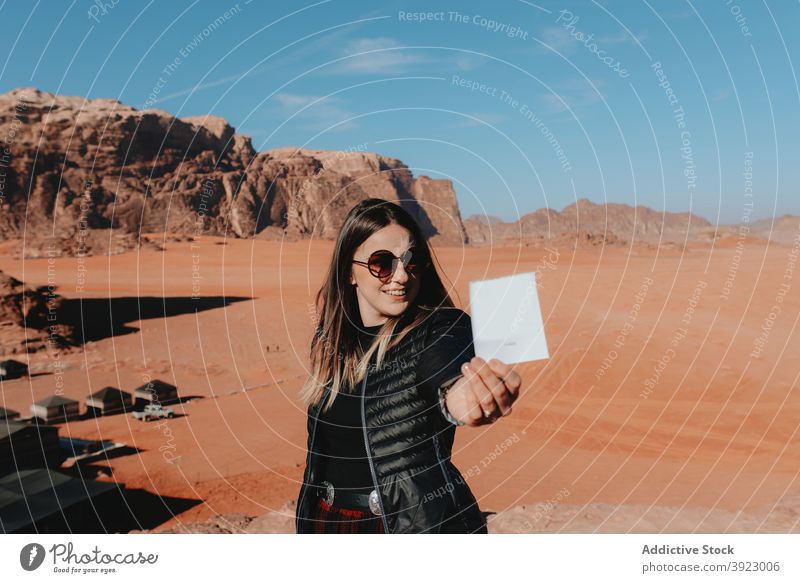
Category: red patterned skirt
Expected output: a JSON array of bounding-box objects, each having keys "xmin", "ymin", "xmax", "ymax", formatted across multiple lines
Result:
[{"xmin": 312, "ymin": 496, "xmax": 386, "ymax": 534}]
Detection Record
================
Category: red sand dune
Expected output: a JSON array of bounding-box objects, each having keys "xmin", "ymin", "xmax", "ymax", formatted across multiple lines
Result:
[{"xmin": 1, "ymin": 233, "xmax": 798, "ymax": 533}]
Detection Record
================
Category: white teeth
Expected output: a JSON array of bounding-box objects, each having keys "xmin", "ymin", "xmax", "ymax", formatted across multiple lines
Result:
[{"xmin": 383, "ymin": 289, "xmax": 406, "ymax": 296}]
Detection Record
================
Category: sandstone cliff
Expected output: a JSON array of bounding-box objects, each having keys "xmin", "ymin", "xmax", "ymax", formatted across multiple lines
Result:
[
  {"xmin": 0, "ymin": 87, "xmax": 466, "ymax": 254},
  {"xmin": 5, "ymin": 87, "xmax": 786, "ymax": 255}
]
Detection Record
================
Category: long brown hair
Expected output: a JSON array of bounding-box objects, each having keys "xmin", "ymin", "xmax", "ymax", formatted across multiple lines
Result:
[{"xmin": 299, "ymin": 198, "xmax": 456, "ymax": 413}]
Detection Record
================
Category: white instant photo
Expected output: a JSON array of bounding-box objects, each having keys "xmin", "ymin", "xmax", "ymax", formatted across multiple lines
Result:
[{"xmin": 468, "ymin": 272, "xmax": 549, "ymax": 364}]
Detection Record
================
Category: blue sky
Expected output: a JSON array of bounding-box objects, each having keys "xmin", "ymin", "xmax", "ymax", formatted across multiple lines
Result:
[{"xmin": 2, "ymin": 0, "xmax": 798, "ymax": 224}]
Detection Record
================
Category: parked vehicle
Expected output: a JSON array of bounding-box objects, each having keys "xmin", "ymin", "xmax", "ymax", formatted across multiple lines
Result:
[{"xmin": 132, "ymin": 403, "xmax": 175, "ymax": 421}]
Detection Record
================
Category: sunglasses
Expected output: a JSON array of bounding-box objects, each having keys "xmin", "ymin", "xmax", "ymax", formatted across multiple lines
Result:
[{"xmin": 352, "ymin": 247, "xmax": 430, "ymax": 280}]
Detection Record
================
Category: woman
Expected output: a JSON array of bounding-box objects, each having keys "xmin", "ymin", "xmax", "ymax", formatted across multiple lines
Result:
[{"xmin": 295, "ymin": 198, "xmax": 521, "ymax": 534}]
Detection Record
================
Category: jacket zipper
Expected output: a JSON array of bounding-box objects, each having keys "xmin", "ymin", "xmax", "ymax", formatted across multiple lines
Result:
[
  {"xmin": 361, "ymin": 367, "xmax": 390, "ymax": 532},
  {"xmin": 296, "ymin": 383, "xmax": 331, "ymax": 533}
]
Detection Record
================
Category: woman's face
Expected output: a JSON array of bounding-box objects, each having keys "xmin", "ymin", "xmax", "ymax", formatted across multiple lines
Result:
[{"xmin": 349, "ymin": 223, "xmax": 422, "ymax": 327}]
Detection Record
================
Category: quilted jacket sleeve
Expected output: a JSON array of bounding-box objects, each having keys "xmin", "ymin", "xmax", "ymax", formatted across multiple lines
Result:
[{"xmin": 417, "ymin": 308, "xmax": 476, "ymax": 424}]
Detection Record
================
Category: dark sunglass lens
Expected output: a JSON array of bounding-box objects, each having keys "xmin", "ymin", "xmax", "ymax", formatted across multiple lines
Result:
[
  {"xmin": 369, "ymin": 251, "xmax": 395, "ymax": 278},
  {"xmin": 405, "ymin": 248, "xmax": 426, "ymax": 272}
]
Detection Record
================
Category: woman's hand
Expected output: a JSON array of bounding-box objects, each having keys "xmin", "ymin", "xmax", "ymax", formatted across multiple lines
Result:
[{"xmin": 443, "ymin": 356, "xmax": 521, "ymax": 426}]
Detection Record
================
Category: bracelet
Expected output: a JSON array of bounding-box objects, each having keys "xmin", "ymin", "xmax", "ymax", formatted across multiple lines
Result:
[{"xmin": 437, "ymin": 376, "xmax": 465, "ymax": 426}]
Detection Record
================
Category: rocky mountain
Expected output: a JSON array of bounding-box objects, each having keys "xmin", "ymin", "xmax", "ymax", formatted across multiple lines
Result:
[
  {"xmin": 464, "ymin": 199, "xmax": 718, "ymax": 247},
  {"xmin": 2, "ymin": 87, "xmax": 793, "ymax": 254},
  {"xmin": 465, "ymin": 214, "xmax": 504, "ymax": 226},
  {"xmin": 0, "ymin": 87, "xmax": 467, "ymax": 255},
  {"xmin": 750, "ymin": 215, "xmax": 800, "ymax": 246}
]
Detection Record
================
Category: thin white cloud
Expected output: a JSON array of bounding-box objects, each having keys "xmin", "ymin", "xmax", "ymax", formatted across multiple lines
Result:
[
  {"xmin": 324, "ymin": 36, "xmax": 483, "ymax": 75},
  {"xmin": 536, "ymin": 25, "xmax": 647, "ymax": 55},
  {"xmin": 537, "ymin": 76, "xmax": 607, "ymax": 114},
  {"xmin": 274, "ymin": 92, "xmax": 356, "ymax": 131},
  {"xmin": 137, "ymin": 71, "xmax": 246, "ymax": 107},
  {"xmin": 538, "ymin": 26, "xmax": 579, "ymax": 53},
  {"xmin": 667, "ymin": 9, "xmax": 694, "ymax": 20},
  {"xmin": 333, "ymin": 37, "xmax": 426, "ymax": 74},
  {"xmin": 452, "ymin": 53, "xmax": 489, "ymax": 72},
  {"xmin": 712, "ymin": 88, "xmax": 732, "ymax": 102},
  {"xmin": 540, "ymin": 93, "xmax": 570, "ymax": 114},
  {"xmin": 554, "ymin": 77, "xmax": 609, "ymax": 92},
  {"xmin": 453, "ymin": 112, "xmax": 507, "ymax": 128},
  {"xmin": 597, "ymin": 30, "xmax": 649, "ymax": 45},
  {"xmin": 132, "ymin": 12, "xmax": 392, "ymax": 107}
]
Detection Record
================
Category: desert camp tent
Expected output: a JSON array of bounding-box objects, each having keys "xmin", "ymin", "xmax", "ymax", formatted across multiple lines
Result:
[
  {"xmin": 0, "ymin": 407, "xmax": 19, "ymax": 421},
  {"xmin": 30, "ymin": 395, "xmax": 81, "ymax": 424},
  {"xmin": 133, "ymin": 379, "xmax": 179, "ymax": 407},
  {"xmin": 85, "ymin": 387, "xmax": 132, "ymax": 416},
  {"xmin": 0, "ymin": 468, "xmax": 123, "ymax": 533},
  {"xmin": 0, "ymin": 421, "xmax": 66, "ymax": 473},
  {"xmin": 0, "ymin": 359, "xmax": 27, "ymax": 380}
]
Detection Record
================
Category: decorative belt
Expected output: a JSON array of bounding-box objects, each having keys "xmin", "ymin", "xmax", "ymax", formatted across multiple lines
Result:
[{"xmin": 315, "ymin": 480, "xmax": 382, "ymax": 516}]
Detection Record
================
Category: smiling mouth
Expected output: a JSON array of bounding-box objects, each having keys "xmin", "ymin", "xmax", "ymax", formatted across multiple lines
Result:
[{"xmin": 382, "ymin": 288, "xmax": 407, "ymax": 297}]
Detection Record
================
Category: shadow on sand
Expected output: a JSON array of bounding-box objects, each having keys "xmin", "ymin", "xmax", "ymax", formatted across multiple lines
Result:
[{"xmin": 59, "ymin": 295, "xmax": 251, "ymax": 343}]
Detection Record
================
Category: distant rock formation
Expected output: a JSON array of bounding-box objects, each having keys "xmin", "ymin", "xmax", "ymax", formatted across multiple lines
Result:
[
  {"xmin": 2, "ymin": 87, "xmax": 792, "ymax": 254},
  {"xmin": 465, "ymin": 214, "xmax": 505, "ymax": 227},
  {"xmin": 750, "ymin": 215, "xmax": 800, "ymax": 246},
  {"xmin": 0, "ymin": 88, "xmax": 466, "ymax": 254},
  {"xmin": 0, "ymin": 269, "xmax": 73, "ymax": 354},
  {"xmin": 464, "ymin": 198, "xmax": 717, "ymax": 247}
]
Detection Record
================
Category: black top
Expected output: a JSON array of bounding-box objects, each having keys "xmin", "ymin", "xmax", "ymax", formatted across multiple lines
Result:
[
  {"xmin": 316, "ymin": 323, "xmax": 383, "ymax": 492},
  {"xmin": 316, "ymin": 313, "xmax": 473, "ymax": 493}
]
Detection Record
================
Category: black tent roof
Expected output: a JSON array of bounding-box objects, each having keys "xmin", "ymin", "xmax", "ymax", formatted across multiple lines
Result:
[
  {"xmin": 133, "ymin": 379, "xmax": 177, "ymax": 394},
  {"xmin": 0, "ymin": 468, "xmax": 121, "ymax": 533},
  {"xmin": 32, "ymin": 395, "xmax": 79, "ymax": 407},
  {"xmin": 0, "ymin": 359, "xmax": 27, "ymax": 369},
  {"xmin": 0, "ymin": 420, "xmax": 58, "ymax": 442},
  {"xmin": 86, "ymin": 387, "xmax": 131, "ymax": 402}
]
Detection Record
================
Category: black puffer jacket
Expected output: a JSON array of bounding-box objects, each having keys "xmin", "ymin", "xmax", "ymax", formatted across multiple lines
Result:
[{"xmin": 295, "ymin": 306, "xmax": 488, "ymax": 534}]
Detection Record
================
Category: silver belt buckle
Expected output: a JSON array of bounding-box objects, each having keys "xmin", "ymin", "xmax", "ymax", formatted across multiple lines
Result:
[
  {"xmin": 368, "ymin": 489, "xmax": 381, "ymax": 516},
  {"xmin": 320, "ymin": 480, "xmax": 335, "ymax": 506}
]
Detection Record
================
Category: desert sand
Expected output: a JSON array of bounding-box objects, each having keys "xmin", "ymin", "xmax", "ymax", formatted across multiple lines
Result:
[{"xmin": 1, "ymin": 232, "xmax": 798, "ymax": 533}]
